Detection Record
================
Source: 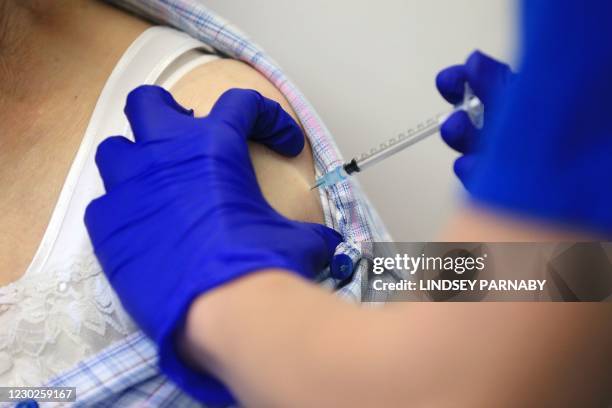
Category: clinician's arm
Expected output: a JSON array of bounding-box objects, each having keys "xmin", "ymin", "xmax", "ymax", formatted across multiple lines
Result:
[
  {"xmin": 180, "ymin": 271, "xmax": 612, "ymax": 407},
  {"xmin": 177, "ymin": 1, "xmax": 612, "ymax": 404}
]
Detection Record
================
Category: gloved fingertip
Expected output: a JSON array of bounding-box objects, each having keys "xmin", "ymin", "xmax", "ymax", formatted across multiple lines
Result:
[
  {"xmin": 125, "ymin": 86, "xmax": 196, "ymax": 142},
  {"xmin": 262, "ymin": 108, "xmax": 305, "ymax": 157},
  {"xmin": 95, "ymin": 136, "xmax": 134, "ymax": 168},
  {"xmin": 441, "ymin": 111, "xmax": 467, "ymax": 137},
  {"xmin": 268, "ymin": 131, "xmax": 305, "ymax": 157},
  {"xmin": 440, "ymin": 111, "xmax": 475, "ymax": 153},
  {"xmin": 95, "ymin": 136, "xmax": 137, "ymax": 191},
  {"xmin": 465, "ymin": 50, "xmax": 512, "ymax": 103},
  {"xmin": 466, "ymin": 49, "xmax": 485, "ymax": 64},
  {"xmin": 209, "ymin": 88, "xmax": 303, "ymax": 157},
  {"xmin": 125, "ymin": 85, "xmax": 193, "ymax": 117},
  {"xmin": 209, "ymin": 88, "xmax": 263, "ymax": 126},
  {"xmin": 84, "ymin": 196, "xmax": 102, "ymax": 237},
  {"xmin": 436, "ymin": 65, "xmax": 466, "ymax": 104},
  {"xmin": 212, "ymin": 89, "xmax": 306, "ymax": 157},
  {"xmin": 217, "ymin": 87, "xmax": 263, "ymax": 105},
  {"xmin": 465, "ymin": 49, "xmax": 502, "ymax": 73},
  {"xmin": 454, "ymin": 155, "xmax": 477, "ymax": 185},
  {"xmin": 331, "ymin": 253, "xmax": 354, "ymax": 280}
]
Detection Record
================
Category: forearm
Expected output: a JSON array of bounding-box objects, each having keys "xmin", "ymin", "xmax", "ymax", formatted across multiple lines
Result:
[
  {"xmin": 180, "ymin": 271, "xmax": 395, "ymax": 407},
  {"xmin": 441, "ymin": 204, "xmax": 599, "ymax": 242},
  {"xmin": 176, "ymin": 178, "xmax": 611, "ymax": 408},
  {"xmin": 179, "ymin": 271, "xmax": 612, "ymax": 407}
]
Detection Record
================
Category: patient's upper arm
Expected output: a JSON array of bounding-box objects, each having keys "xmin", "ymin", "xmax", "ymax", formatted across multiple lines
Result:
[{"xmin": 170, "ymin": 58, "xmax": 324, "ymax": 225}]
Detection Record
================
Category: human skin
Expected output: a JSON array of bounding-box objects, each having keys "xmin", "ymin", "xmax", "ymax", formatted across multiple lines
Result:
[
  {"xmin": 0, "ymin": 0, "xmax": 323, "ymax": 285},
  {"xmin": 3, "ymin": 2, "xmax": 611, "ymax": 407},
  {"xmin": 187, "ymin": 281, "xmax": 612, "ymax": 408},
  {"xmin": 180, "ymin": 216, "xmax": 612, "ymax": 407}
]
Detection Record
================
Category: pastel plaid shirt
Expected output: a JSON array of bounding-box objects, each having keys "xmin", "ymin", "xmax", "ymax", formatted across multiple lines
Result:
[{"xmin": 34, "ymin": 0, "xmax": 391, "ymax": 406}]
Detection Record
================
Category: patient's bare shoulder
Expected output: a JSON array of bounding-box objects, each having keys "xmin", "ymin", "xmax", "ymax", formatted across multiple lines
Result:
[{"xmin": 170, "ymin": 59, "xmax": 324, "ymax": 224}]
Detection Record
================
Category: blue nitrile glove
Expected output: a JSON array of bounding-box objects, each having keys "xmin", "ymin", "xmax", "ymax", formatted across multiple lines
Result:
[
  {"xmin": 84, "ymin": 85, "xmax": 342, "ymax": 405},
  {"xmin": 463, "ymin": 1, "xmax": 612, "ymax": 234},
  {"xmin": 436, "ymin": 50, "xmax": 514, "ymax": 186}
]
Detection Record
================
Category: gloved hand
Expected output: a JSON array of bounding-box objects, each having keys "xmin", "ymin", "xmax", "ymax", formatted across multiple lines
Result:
[
  {"xmin": 455, "ymin": 1, "xmax": 612, "ymax": 235},
  {"xmin": 84, "ymin": 86, "xmax": 342, "ymax": 405},
  {"xmin": 435, "ymin": 50, "xmax": 514, "ymax": 186}
]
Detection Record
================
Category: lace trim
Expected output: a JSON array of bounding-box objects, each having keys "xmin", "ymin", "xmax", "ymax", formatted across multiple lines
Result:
[{"xmin": 0, "ymin": 253, "xmax": 136, "ymax": 386}]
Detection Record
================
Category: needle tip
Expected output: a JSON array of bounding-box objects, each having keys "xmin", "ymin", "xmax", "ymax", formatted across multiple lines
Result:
[{"xmin": 310, "ymin": 179, "xmax": 324, "ymax": 190}]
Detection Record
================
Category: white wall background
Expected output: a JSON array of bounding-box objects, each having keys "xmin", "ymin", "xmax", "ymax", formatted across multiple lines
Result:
[{"xmin": 204, "ymin": 0, "xmax": 517, "ymax": 240}]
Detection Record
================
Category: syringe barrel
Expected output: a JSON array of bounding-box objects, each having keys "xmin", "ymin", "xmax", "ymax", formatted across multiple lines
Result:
[
  {"xmin": 355, "ymin": 118, "xmax": 441, "ymax": 171},
  {"xmin": 355, "ymin": 87, "xmax": 482, "ymax": 172}
]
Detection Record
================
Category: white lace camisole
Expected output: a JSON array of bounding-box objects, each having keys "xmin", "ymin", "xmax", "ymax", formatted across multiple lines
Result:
[{"xmin": 0, "ymin": 26, "xmax": 219, "ymax": 387}]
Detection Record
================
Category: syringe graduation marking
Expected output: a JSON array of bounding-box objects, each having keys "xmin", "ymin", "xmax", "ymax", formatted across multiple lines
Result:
[
  {"xmin": 312, "ymin": 84, "xmax": 483, "ymax": 190},
  {"xmin": 357, "ymin": 114, "xmax": 444, "ymax": 163}
]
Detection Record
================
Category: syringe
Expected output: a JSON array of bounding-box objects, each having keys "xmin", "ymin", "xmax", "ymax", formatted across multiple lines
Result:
[{"xmin": 311, "ymin": 85, "xmax": 484, "ymax": 190}]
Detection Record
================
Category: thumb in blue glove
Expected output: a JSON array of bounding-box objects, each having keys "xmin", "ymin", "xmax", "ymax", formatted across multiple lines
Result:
[
  {"xmin": 436, "ymin": 50, "xmax": 514, "ymax": 186},
  {"xmin": 85, "ymin": 86, "xmax": 342, "ymax": 405}
]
